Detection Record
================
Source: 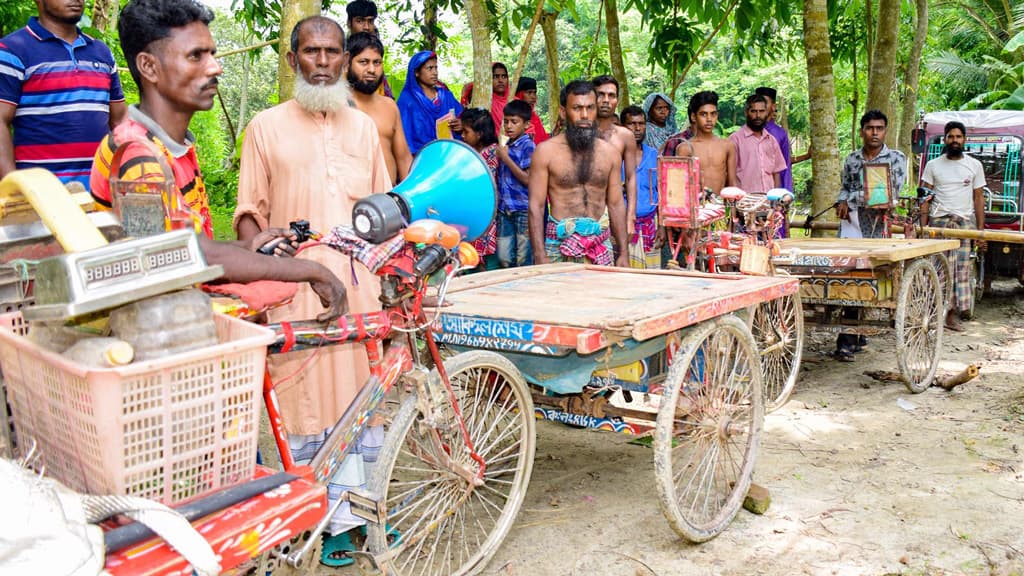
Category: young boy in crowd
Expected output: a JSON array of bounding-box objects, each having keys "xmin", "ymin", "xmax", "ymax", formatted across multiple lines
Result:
[{"xmin": 496, "ymin": 99, "xmax": 536, "ymax": 267}]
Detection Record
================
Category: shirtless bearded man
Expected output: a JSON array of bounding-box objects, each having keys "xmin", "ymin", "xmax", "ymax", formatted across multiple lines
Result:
[
  {"xmin": 529, "ymin": 80, "xmax": 629, "ymax": 268},
  {"xmin": 592, "ymin": 75, "xmax": 637, "ymax": 234},
  {"xmin": 347, "ymin": 32, "xmax": 412, "ymax": 184}
]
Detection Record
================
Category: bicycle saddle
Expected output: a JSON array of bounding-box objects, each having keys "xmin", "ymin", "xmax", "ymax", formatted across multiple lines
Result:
[{"xmin": 719, "ymin": 187, "xmax": 747, "ymax": 201}]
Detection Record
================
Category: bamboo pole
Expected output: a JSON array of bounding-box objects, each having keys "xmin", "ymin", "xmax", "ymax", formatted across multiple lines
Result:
[
  {"xmin": 788, "ymin": 219, "xmax": 1024, "ymax": 243},
  {"xmin": 509, "ymin": 0, "xmax": 546, "ymax": 100},
  {"xmin": 218, "ymin": 39, "xmax": 279, "ymax": 59}
]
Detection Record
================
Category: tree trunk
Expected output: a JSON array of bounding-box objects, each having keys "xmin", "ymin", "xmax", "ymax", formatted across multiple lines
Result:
[
  {"xmin": 91, "ymin": 0, "xmax": 119, "ymax": 33},
  {"xmin": 604, "ymin": 0, "xmax": 629, "ymax": 106},
  {"xmin": 804, "ymin": 0, "xmax": 842, "ymax": 223},
  {"xmin": 866, "ymin": 0, "xmax": 898, "ymax": 120},
  {"xmin": 277, "ymin": 0, "xmax": 320, "ymax": 101},
  {"xmin": 898, "ymin": 0, "xmax": 928, "ymax": 162},
  {"xmin": 541, "ymin": 10, "xmax": 560, "ymax": 133},
  {"xmin": 468, "ymin": 0, "xmax": 493, "ymax": 109},
  {"xmin": 423, "ymin": 0, "xmax": 438, "ymax": 52},
  {"xmin": 510, "ymin": 0, "xmax": 547, "ymax": 102}
]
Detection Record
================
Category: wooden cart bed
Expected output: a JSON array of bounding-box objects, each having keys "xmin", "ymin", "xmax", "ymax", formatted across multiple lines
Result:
[
  {"xmin": 434, "ymin": 263, "xmax": 797, "ymax": 355},
  {"xmin": 773, "ymin": 238, "xmax": 960, "ymax": 269}
]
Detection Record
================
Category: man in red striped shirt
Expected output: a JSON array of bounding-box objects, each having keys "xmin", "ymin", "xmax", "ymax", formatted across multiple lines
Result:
[{"xmin": 0, "ymin": 0, "xmax": 127, "ymax": 189}]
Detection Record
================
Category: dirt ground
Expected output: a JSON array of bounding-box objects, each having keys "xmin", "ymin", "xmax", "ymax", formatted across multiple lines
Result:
[
  {"xmin": 327, "ymin": 281, "xmax": 1024, "ymax": 576},
  {"xmin": 478, "ymin": 280, "xmax": 1024, "ymax": 576}
]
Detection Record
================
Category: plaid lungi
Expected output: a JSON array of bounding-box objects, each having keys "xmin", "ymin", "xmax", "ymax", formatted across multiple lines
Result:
[
  {"xmin": 930, "ymin": 215, "xmax": 974, "ymax": 312},
  {"xmin": 289, "ymin": 425, "xmax": 384, "ymax": 535},
  {"xmin": 544, "ymin": 216, "xmax": 613, "ymax": 265},
  {"xmin": 472, "ymin": 222, "xmax": 498, "ymax": 256},
  {"xmin": 629, "ymin": 213, "xmax": 661, "ymax": 269}
]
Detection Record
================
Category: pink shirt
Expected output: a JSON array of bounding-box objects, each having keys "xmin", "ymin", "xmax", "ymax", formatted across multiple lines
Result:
[{"xmin": 728, "ymin": 125, "xmax": 786, "ymax": 193}]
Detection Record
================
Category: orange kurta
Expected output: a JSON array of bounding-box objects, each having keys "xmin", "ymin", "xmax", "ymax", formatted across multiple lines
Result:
[{"xmin": 235, "ymin": 99, "xmax": 390, "ymax": 435}]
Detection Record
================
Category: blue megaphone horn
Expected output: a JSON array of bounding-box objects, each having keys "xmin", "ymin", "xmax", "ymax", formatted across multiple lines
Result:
[{"xmin": 352, "ymin": 140, "xmax": 497, "ymax": 243}]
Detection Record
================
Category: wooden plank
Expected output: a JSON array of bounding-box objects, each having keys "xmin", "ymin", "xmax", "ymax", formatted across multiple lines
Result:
[
  {"xmin": 445, "ymin": 263, "xmax": 586, "ymax": 294},
  {"xmin": 436, "ymin": 267, "xmax": 798, "ymax": 345},
  {"xmin": 775, "ymin": 238, "xmax": 960, "ymax": 264},
  {"xmin": 631, "ymin": 279, "xmax": 799, "ymax": 341}
]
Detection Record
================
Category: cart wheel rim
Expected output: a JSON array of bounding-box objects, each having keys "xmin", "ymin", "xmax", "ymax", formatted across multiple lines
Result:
[
  {"xmin": 749, "ymin": 292, "xmax": 804, "ymax": 412},
  {"xmin": 896, "ymin": 259, "xmax": 943, "ymax": 392},
  {"xmin": 653, "ymin": 316, "xmax": 764, "ymax": 543}
]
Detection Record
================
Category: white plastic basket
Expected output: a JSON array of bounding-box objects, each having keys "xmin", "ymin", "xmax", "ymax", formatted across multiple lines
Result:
[{"xmin": 0, "ymin": 312, "xmax": 274, "ymax": 505}]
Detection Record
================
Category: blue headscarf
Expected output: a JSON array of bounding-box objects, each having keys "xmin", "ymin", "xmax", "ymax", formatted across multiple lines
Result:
[
  {"xmin": 642, "ymin": 92, "xmax": 677, "ymax": 153},
  {"xmin": 397, "ymin": 51, "xmax": 464, "ymax": 155}
]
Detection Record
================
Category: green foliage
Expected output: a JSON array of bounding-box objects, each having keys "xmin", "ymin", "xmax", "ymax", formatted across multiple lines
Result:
[
  {"xmin": 0, "ymin": 0, "xmax": 34, "ymax": 36},
  {"xmin": 925, "ymin": 0, "xmax": 1024, "ymax": 109}
]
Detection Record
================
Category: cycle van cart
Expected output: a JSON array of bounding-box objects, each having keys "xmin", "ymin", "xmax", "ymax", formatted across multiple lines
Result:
[
  {"xmin": 771, "ymin": 237, "xmax": 959, "ymax": 393},
  {"xmin": 427, "ymin": 263, "xmax": 799, "ymax": 545}
]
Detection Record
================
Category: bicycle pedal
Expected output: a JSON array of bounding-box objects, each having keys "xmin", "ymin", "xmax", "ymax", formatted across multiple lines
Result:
[{"xmin": 345, "ymin": 489, "xmax": 385, "ymax": 525}]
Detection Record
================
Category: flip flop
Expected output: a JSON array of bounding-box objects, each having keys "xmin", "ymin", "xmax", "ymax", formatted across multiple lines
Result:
[{"xmin": 320, "ymin": 530, "xmax": 356, "ymax": 567}]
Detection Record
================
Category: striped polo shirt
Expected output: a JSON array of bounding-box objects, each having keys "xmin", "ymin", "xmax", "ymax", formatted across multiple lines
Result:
[{"xmin": 0, "ymin": 17, "xmax": 124, "ymax": 188}]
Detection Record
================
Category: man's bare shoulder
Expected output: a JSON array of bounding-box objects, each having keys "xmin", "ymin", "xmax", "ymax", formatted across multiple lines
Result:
[
  {"xmin": 534, "ymin": 135, "xmax": 565, "ymax": 157},
  {"xmin": 613, "ymin": 124, "xmax": 634, "ymax": 142}
]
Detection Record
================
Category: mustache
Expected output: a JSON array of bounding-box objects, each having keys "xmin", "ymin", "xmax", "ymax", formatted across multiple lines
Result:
[{"xmin": 201, "ymin": 79, "xmax": 219, "ymax": 91}]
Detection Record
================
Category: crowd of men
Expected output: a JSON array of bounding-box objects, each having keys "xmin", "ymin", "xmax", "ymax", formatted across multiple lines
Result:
[{"xmin": 0, "ymin": 0, "xmax": 988, "ymax": 564}]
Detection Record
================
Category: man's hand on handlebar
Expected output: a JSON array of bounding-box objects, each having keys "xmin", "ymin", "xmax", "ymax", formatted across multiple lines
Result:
[{"xmin": 247, "ymin": 227, "xmax": 300, "ymax": 257}]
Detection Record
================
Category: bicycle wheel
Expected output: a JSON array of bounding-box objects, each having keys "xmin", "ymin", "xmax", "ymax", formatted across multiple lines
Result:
[
  {"xmin": 654, "ymin": 315, "xmax": 764, "ymax": 543},
  {"xmin": 748, "ymin": 292, "xmax": 803, "ymax": 412},
  {"xmin": 896, "ymin": 258, "xmax": 944, "ymax": 393},
  {"xmin": 367, "ymin": 350, "xmax": 535, "ymax": 576}
]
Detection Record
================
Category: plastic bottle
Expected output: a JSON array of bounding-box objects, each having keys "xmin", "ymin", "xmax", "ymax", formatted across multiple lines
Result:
[
  {"xmin": 108, "ymin": 289, "xmax": 218, "ymax": 362},
  {"xmin": 28, "ymin": 322, "xmax": 91, "ymax": 353},
  {"xmin": 62, "ymin": 337, "xmax": 135, "ymax": 368}
]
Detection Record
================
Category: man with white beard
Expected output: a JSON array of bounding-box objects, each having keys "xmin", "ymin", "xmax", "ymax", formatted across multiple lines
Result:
[{"xmin": 235, "ymin": 15, "xmax": 390, "ymax": 567}]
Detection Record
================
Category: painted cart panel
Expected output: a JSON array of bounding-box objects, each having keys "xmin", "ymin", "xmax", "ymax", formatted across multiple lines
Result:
[
  {"xmin": 432, "ymin": 263, "xmax": 797, "ymax": 394},
  {"xmin": 435, "ymin": 263, "xmax": 798, "ymax": 350}
]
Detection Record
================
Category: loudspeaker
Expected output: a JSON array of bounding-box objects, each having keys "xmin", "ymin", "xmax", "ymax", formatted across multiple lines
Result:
[{"xmin": 352, "ymin": 140, "xmax": 496, "ymax": 243}]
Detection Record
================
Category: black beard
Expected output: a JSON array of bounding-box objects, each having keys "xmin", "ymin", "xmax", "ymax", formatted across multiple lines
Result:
[
  {"xmin": 347, "ymin": 71, "xmax": 382, "ymax": 95},
  {"xmin": 746, "ymin": 118, "xmax": 764, "ymax": 131},
  {"xmin": 566, "ymin": 123, "xmax": 597, "ymax": 185},
  {"xmin": 943, "ymin": 143, "xmax": 964, "ymax": 159}
]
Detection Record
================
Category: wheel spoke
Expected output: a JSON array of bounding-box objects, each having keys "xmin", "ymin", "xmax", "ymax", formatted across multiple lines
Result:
[{"xmin": 368, "ymin": 352, "xmax": 535, "ymax": 576}]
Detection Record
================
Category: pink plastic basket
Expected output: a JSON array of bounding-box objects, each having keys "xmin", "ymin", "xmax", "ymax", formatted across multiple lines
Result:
[{"xmin": 0, "ymin": 312, "xmax": 274, "ymax": 504}]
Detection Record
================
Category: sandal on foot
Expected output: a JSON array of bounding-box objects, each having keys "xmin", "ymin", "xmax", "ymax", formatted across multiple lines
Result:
[
  {"xmin": 832, "ymin": 347, "xmax": 855, "ymax": 362},
  {"xmin": 320, "ymin": 530, "xmax": 356, "ymax": 567}
]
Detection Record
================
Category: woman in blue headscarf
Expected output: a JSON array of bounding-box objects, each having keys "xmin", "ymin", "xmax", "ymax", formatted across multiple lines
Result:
[
  {"xmin": 642, "ymin": 92, "xmax": 677, "ymax": 152},
  {"xmin": 397, "ymin": 51, "xmax": 463, "ymax": 155}
]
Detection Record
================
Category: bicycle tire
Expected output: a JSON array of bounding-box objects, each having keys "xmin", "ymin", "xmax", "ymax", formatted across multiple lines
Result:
[{"xmin": 366, "ymin": 350, "xmax": 535, "ymax": 576}]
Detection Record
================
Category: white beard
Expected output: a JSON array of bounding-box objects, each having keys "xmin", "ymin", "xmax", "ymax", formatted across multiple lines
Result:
[{"xmin": 293, "ymin": 74, "xmax": 352, "ymax": 113}]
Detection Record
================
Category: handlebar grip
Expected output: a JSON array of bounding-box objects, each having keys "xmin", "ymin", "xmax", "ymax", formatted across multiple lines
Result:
[
  {"xmin": 257, "ymin": 238, "xmax": 289, "ymax": 255},
  {"xmin": 413, "ymin": 244, "xmax": 448, "ymax": 277}
]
